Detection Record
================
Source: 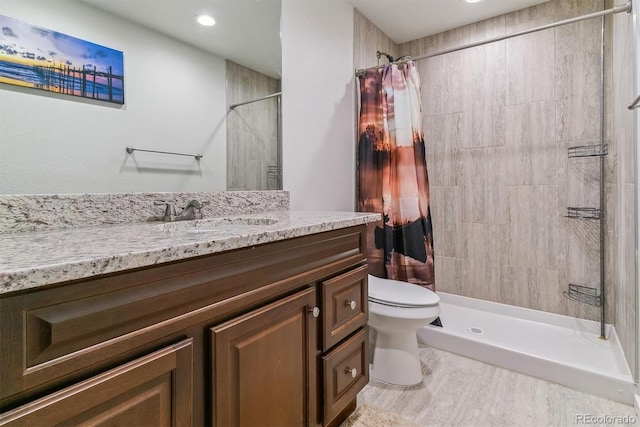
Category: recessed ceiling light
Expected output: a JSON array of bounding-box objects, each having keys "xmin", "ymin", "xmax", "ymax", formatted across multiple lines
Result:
[
  {"xmin": 196, "ymin": 14, "xmax": 216, "ymax": 27},
  {"xmin": 465, "ymin": 0, "xmax": 482, "ymax": 3}
]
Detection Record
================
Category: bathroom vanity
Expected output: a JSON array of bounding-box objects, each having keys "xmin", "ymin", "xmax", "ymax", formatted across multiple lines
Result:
[{"xmin": 0, "ymin": 197, "xmax": 379, "ymax": 427}]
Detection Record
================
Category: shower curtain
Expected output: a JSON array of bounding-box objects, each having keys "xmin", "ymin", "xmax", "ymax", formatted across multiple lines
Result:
[{"xmin": 357, "ymin": 61, "xmax": 435, "ymax": 291}]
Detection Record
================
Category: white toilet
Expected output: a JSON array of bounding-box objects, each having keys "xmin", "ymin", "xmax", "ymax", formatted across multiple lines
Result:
[{"xmin": 367, "ymin": 274, "xmax": 440, "ymax": 386}]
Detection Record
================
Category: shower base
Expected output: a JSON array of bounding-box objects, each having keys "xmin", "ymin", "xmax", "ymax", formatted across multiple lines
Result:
[{"xmin": 418, "ymin": 292, "xmax": 637, "ymax": 405}]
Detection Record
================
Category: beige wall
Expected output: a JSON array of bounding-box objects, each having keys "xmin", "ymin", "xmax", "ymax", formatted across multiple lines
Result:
[
  {"xmin": 354, "ymin": 1, "xmax": 619, "ymax": 323},
  {"xmin": 226, "ymin": 61, "xmax": 280, "ymax": 191},
  {"xmin": 281, "ymin": 0, "xmax": 355, "ymax": 211}
]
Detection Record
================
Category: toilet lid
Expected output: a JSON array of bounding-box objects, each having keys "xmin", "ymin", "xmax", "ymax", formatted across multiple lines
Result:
[{"xmin": 368, "ymin": 274, "xmax": 439, "ymax": 308}]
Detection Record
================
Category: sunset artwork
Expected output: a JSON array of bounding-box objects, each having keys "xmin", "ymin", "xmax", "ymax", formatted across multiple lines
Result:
[
  {"xmin": 357, "ymin": 62, "xmax": 435, "ymax": 291},
  {"xmin": 0, "ymin": 15, "xmax": 124, "ymax": 104}
]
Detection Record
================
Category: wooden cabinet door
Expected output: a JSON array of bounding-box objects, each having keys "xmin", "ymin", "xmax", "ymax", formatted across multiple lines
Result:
[
  {"xmin": 0, "ymin": 339, "xmax": 193, "ymax": 427},
  {"xmin": 211, "ymin": 287, "xmax": 318, "ymax": 427}
]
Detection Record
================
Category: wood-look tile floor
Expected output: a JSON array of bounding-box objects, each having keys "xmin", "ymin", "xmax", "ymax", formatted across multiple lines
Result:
[{"xmin": 358, "ymin": 345, "xmax": 639, "ymax": 427}]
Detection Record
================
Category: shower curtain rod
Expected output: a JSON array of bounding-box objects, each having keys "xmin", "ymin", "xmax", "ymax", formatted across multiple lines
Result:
[
  {"xmin": 229, "ymin": 91, "xmax": 281, "ymax": 110},
  {"xmin": 355, "ymin": 1, "xmax": 632, "ymax": 76}
]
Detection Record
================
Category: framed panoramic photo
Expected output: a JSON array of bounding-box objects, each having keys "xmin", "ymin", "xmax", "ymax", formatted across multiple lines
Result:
[{"xmin": 0, "ymin": 15, "xmax": 124, "ymax": 104}]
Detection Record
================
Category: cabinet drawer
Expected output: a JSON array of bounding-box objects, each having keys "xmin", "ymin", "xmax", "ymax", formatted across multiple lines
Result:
[
  {"xmin": 0, "ymin": 339, "xmax": 193, "ymax": 427},
  {"xmin": 321, "ymin": 265, "xmax": 368, "ymax": 351},
  {"xmin": 322, "ymin": 327, "xmax": 368, "ymax": 425}
]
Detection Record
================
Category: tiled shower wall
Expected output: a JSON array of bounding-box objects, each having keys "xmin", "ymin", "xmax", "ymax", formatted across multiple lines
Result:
[
  {"xmin": 611, "ymin": 0, "xmax": 637, "ymax": 379},
  {"xmin": 355, "ymin": 1, "xmax": 618, "ymax": 324},
  {"xmin": 226, "ymin": 60, "xmax": 281, "ymax": 191},
  {"xmin": 353, "ymin": 9, "xmax": 400, "ymax": 70}
]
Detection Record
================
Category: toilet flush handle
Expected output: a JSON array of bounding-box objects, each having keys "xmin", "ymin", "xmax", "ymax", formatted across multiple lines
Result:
[{"xmin": 345, "ymin": 300, "xmax": 357, "ymax": 310}]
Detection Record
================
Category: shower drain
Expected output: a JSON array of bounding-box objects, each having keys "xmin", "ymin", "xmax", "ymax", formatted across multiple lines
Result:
[{"xmin": 468, "ymin": 327, "xmax": 483, "ymax": 334}]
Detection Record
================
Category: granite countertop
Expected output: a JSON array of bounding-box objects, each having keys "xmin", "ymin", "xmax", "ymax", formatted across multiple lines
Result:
[{"xmin": 0, "ymin": 210, "xmax": 380, "ymax": 295}]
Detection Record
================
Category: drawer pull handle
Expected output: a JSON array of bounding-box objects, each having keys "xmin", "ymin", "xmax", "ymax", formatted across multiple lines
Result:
[
  {"xmin": 310, "ymin": 306, "xmax": 320, "ymax": 318},
  {"xmin": 345, "ymin": 367, "xmax": 358, "ymax": 378},
  {"xmin": 345, "ymin": 300, "xmax": 357, "ymax": 310}
]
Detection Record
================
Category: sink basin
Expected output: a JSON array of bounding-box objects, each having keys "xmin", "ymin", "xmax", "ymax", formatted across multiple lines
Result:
[{"xmin": 157, "ymin": 217, "xmax": 278, "ymax": 233}]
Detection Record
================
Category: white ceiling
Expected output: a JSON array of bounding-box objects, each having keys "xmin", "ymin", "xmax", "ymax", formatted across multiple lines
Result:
[
  {"xmin": 79, "ymin": 0, "xmax": 282, "ymax": 79},
  {"xmin": 79, "ymin": 0, "xmax": 551, "ymax": 79},
  {"xmin": 349, "ymin": 0, "xmax": 551, "ymax": 44}
]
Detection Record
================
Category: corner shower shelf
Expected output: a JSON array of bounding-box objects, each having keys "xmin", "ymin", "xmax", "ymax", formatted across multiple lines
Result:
[
  {"xmin": 564, "ymin": 284, "xmax": 601, "ymax": 307},
  {"xmin": 565, "ymin": 207, "xmax": 601, "ymax": 220},
  {"xmin": 567, "ymin": 144, "xmax": 609, "ymax": 158}
]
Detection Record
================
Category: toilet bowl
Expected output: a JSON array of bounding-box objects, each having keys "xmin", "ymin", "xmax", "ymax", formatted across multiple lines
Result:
[{"xmin": 368, "ymin": 274, "xmax": 440, "ymax": 386}]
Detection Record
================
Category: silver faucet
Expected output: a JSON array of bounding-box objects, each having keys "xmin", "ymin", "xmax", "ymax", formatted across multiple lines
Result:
[
  {"xmin": 150, "ymin": 200, "xmax": 206, "ymax": 222},
  {"xmin": 175, "ymin": 200, "xmax": 205, "ymax": 221}
]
